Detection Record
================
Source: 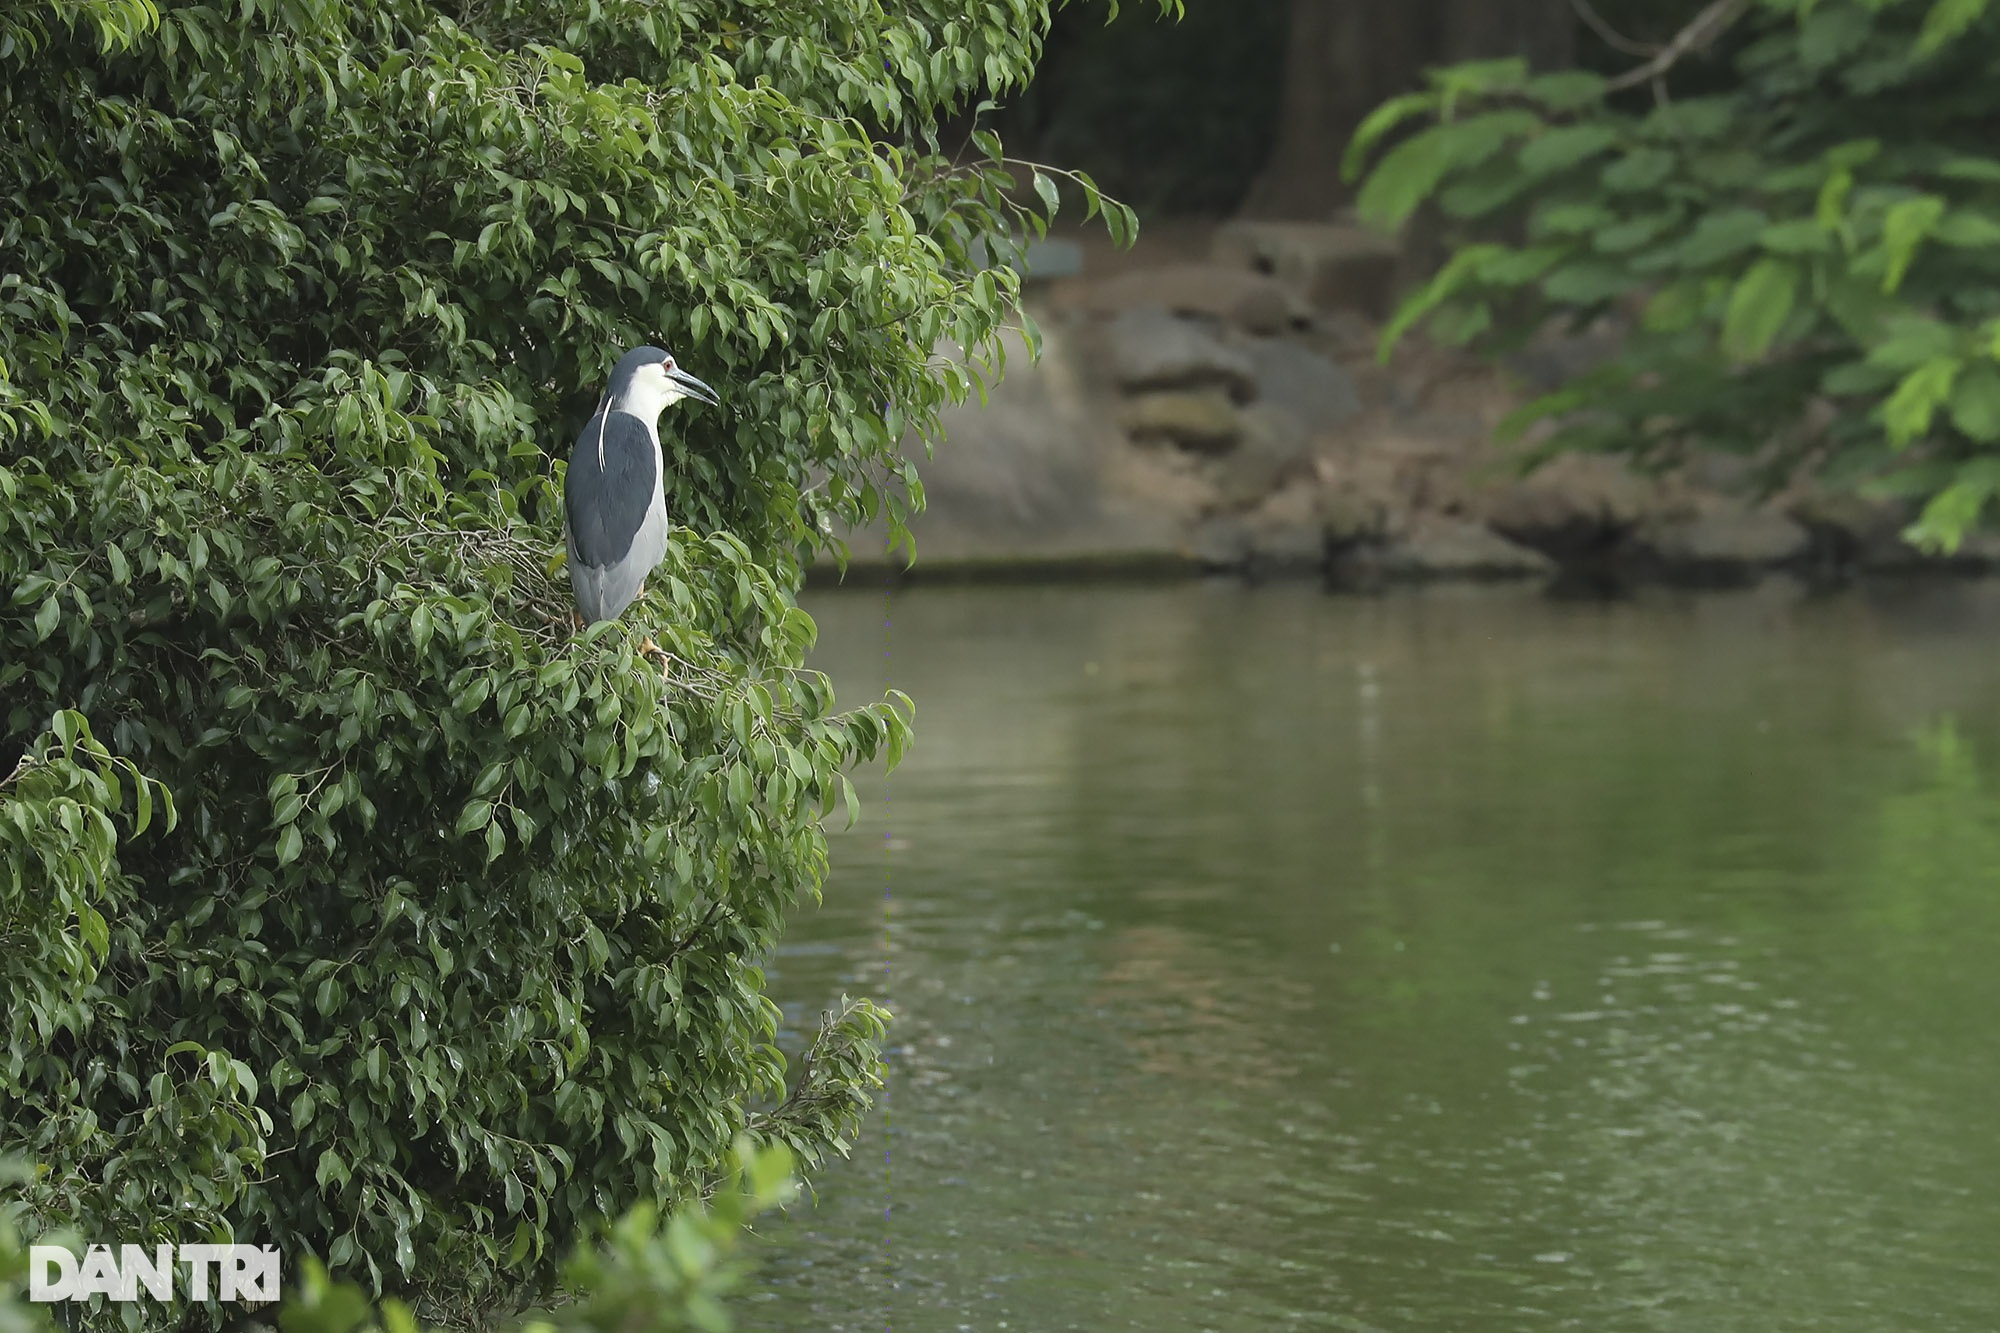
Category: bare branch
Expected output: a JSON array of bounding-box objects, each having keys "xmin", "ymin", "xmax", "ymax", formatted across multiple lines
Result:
[
  {"xmin": 1604, "ymin": 0, "xmax": 1753, "ymax": 94},
  {"xmin": 1570, "ymin": 0, "xmax": 1661, "ymax": 58}
]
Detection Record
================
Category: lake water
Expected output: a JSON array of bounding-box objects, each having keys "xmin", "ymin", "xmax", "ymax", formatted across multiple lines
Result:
[{"xmin": 752, "ymin": 578, "xmax": 2000, "ymax": 1331}]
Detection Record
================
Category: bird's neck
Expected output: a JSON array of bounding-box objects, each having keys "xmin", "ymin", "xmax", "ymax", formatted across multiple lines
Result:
[{"xmin": 608, "ymin": 383, "xmax": 679, "ymax": 430}]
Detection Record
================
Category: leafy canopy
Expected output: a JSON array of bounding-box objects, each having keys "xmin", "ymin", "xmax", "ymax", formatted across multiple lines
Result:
[
  {"xmin": 1350, "ymin": 0, "xmax": 2000, "ymax": 551},
  {"xmin": 1, "ymin": 1140, "xmax": 799, "ymax": 1333},
  {"xmin": 0, "ymin": 0, "xmax": 1158, "ymax": 1325}
]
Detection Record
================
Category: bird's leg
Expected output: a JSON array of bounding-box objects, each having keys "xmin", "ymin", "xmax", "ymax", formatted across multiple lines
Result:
[
  {"xmin": 639, "ymin": 633, "xmax": 672, "ymax": 679},
  {"xmin": 632, "ymin": 582, "xmax": 673, "ymax": 678}
]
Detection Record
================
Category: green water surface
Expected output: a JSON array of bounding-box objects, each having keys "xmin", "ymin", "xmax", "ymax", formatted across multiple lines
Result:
[{"xmin": 753, "ymin": 579, "xmax": 2000, "ymax": 1331}]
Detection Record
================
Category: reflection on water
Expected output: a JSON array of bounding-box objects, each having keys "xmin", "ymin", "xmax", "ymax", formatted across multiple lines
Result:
[{"xmin": 751, "ymin": 579, "xmax": 2000, "ymax": 1331}]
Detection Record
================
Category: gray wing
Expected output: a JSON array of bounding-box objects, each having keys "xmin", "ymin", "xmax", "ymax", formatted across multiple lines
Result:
[{"xmin": 565, "ymin": 410, "xmax": 664, "ymax": 622}]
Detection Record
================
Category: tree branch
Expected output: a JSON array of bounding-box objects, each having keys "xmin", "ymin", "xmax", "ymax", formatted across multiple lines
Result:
[
  {"xmin": 1570, "ymin": 0, "xmax": 1661, "ymax": 58},
  {"xmin": 1604, "ymin": 0, "xmax": 1753, "ymax": 93}
]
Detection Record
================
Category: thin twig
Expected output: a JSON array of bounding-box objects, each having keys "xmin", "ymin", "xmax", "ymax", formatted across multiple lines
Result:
[
  {"xmin": 1571, "ymin": 0, "xmax": 1661, "ymax": 57},
  {"xmin": 1604, "ymin": 0, "xmax": 1754, "ymax": 93}
]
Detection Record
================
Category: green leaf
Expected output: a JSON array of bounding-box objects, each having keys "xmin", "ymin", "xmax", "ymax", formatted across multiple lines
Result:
[
  {"xmin": 1524, "ymin": 70, "xmax": 1608, "ymax": 110},
  {"xmin": 1356, "ymin": 124, "xmax": 1457, "ymax": 230},
  {"xmin": 132, "ymin": 771, "xmax": 154, "ymax": 835},
  {"xmin": 1933, "ymin": 209, "xmax": 2000, "ymax": 249},
  {"xmin": 316, "ymin": 1148, "xmax": 349, "ymax": 1192},
  {"xmin": 1938, "ymin": 155, "xmax": 2000, "ymax": 182},
  {"xmin": 1823, "ymin": 275, "xmax": 1899, "ymax": 341},
  {"xmin": 1760, "ymin": 219, "xmax": 1835, "ymax": 255},
  {"xmin": 1949, "ymin": 363, "xmax": 2000, "ymax": 441},
  {"xmin": 1905, "ymin": 459, "xmax": 2000, "ymax": 551},
  {"xmin": 1642, "ymin": 280, "xmax": 1706, "ymax": 333},
  {"xmin": 1675, "ymin": 208, "xmax": 1770, "ymax": 268},
  {"xmin": 1377, "ymin": 243, "xmax": 1508, "ymax": 359},
  {"xmin": 1822, "ymin": 359, "xmax": 1898, "ymax": 396},
  {"xmin": 1430, "ymin": 301, "xmax": 1493, "ymax": 345},
  {"xmin": 1880, "ymin": 194, "xmax": 1946, "ymax": 293},
  {"xmin": 1601, "ymin": 148, "xmax": 1675, "ymax": 192},
  {"xmin": 1518, "ymin": 124, "xmax": 1619, "ymax": 177},
  {"xmin": 1531, "ymin": 202, "xmax": 1613, "ymax": 239},
  {"xmin": 1918, "ymin": 0, "xmax": 1991, "ymax": 55},
  {"xmin": 1542, "ymin": 260, "xmax": 1637, "ymax": 303},
  {"xmin": 1031, "ymin": 169, "xmax": 1059, "ymax": 219},
  {"xmin": 1884, "ymin": 358, "xmax": 1962, "ymax": 446},
  {"xmin": 1799, "ymin": 5, "xmax": 1873, "ymax": 69},
  {"xmin": 276, "ymin": 824, "xmax": 304, "ymax": 866},
  {"xmin": 1430, "ymin": 56, "xmax": 1529, "ymax": 100},
  {"xmin": 1438, "ymin": 166, "xmax": 1535, "ymax": 219},
  {"xmin": 1722, "ymin": 258, "xmax": 1801, "ymax": 362},
  {"xmin": 1595, "ymin": 211, "xmax": 1679, "ymax": 253},
  {"xmin": 1477, "ymin": 246, "xmax": 1565, "ymax": 284},
  {"xmin": 455, "ymin": 799, "xmax": 493, "ymax": 835},
  {"xmin": 1343, "ymin": 91, "xmax": 1437, "ymax": 182},
  {"xmin": 1868, "ymin": 315, "xmax": 1959, "ymax": 370},
  {"xmin": 1358, "ymin": 111, "xmax": 1540, "ymax": 229}
]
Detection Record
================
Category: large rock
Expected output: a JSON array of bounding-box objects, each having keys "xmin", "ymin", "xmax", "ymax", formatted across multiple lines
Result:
[
  {"xmin": 1243, "ymin": 479, "xmax": 1328, "ymax": 572},
  {"xmin": 1212, "ymin": 221, "xmax": 1402, "ymax": 318},
  {"xmin": 1241, "ymin": 337, "xmax": 1362, "ymax": 431},
  {"xmin": 1368, "ymin": 515, "xmax": 1557, "ymax": 581},
  {"xmin": 1788, "ymin": 489, "xmax": 1905, "ymax": 549},
  {"xmin": 1477, "ymin": 452, "xmax": 1661, "ymax": 558},
  {"xmin": 1784, "ymin": 486, "xmax": 1928, "ymax": 571},
  {"xmin": 1105, "ymin": 307, "xmax": 1257, "ymax": 399},
  {"xmin": 826, "ymin": 316, "xmax": 1191, "ymax": 570},
  {"xmin": 1680, "ymin": 449, "xmax": 1759, "ymax": 497},
  {"xmin": 1189, "ymin": 513, "xmax": 1252, "ymax": 570},
  {"xmin": 1068, "ymin": 263, "xmax": 1304, "ymax": 335},
  {"xmin": 1018, "ymin": 237, "xmax": 1084, "ymax": 282},
  {"xmin": 1635, "ymin": 501, "xmax": 1811, "ymax": 577},
  {"xmin": 1213, "ymin": 403, "xmax": 1315, "ymax": 507},
  {"xmin": 1320, "ymin": 487, "xmax": 1393, "ymax": 548},
  {"xmin": 1315, "ymin": 451, "xmax": 1409, "ymax": 547},
  {"xmin": 1122, "ymin": 389, "xmax": 1242, "ymax": 453},
  {"xmin": 1187, "ymin": 488, "xmax": 1330, "ymax": 575},
  {"xmin": 1787, "ymin": 484, "xmax": 2000, "ymax": 572}
]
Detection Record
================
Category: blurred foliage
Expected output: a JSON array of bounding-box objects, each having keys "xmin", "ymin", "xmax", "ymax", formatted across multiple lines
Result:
[
  {"xmin": 0, "ymin": 1160, "xmax": 62, "ymax": 1333},
  {"xmin": 1, "ymin": 1141, "xmax": 797, "ymax": 1333},
  {"xmin": 1351, "ymin": 0, "xmax": 2000, "ymax": 550},
  {"xmin": 992, "ymin": 0, "xmax": 1288, "ymax": 217},
  {"xmin": 0, "ymin": 0, "xmax": 1162, "ymax": 1325}
]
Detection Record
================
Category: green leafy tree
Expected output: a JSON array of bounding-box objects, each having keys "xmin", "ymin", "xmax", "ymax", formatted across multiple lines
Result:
[
  {"xmin": 1, "ymin": 1141, "xmax": 797, "ymax": 1333},
  {"xmin": 1350, "ymin": 0, "xmax": 2000, "ymax": 550},
  {"xmin": 0, "ymin": 0, "xmax": 1156, "ymax": 1324}
]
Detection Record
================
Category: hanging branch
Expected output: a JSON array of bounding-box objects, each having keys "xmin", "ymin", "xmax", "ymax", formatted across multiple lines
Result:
[
  {"xmin": 1569, "ymin": 0, "xmax": 1661, "ymax": 58},
  {"xmin": 1604, "ymin": 0, "xmax": 1755, "ymax": 93}
]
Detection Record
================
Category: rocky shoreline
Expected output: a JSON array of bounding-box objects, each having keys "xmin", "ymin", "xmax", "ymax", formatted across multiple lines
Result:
[{"xmin": 818, "ymin": 219, "xmax": 1993, "ymax": 590}]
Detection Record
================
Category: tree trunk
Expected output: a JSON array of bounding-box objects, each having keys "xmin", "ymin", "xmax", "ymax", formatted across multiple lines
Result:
[{"xmin": 1241, "ymin": 0, "xmax": 1577, "ymax": 219}]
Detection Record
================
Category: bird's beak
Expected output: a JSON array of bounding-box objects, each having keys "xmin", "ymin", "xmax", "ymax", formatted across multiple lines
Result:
[{"xmin": 669, "ymin": 366, "xmax": 720, "ymax": 407}]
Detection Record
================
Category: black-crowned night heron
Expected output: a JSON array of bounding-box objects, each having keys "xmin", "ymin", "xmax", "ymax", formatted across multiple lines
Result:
[{"xmin": 564, "ymin": 345, "xmax": 719, "ymax": 632}]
